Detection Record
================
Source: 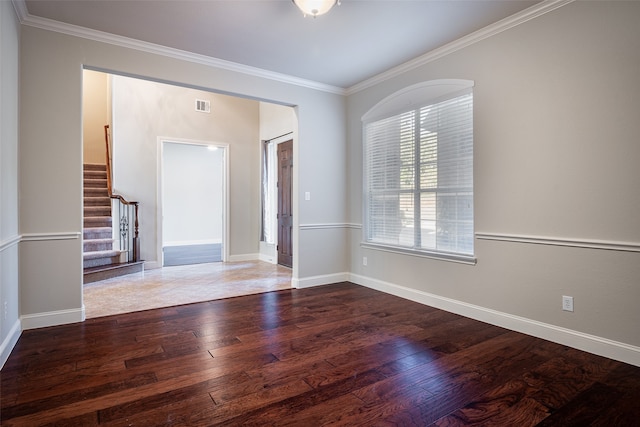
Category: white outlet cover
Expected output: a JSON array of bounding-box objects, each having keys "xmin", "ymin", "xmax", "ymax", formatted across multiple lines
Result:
[{"xmin": 562, "ymin": 295, "xmax": 574, "ymax": 312}]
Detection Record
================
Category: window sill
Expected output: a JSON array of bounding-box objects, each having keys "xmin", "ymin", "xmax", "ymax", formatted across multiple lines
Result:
[{"xmin": 360, "ymin": 242, "xmax": 477, "ymax": 265}]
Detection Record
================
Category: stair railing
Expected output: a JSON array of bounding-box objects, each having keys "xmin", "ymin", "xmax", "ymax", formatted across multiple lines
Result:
[{"xmin": 104, "ymin": 125, "xmax": 140, "ymax": 262}]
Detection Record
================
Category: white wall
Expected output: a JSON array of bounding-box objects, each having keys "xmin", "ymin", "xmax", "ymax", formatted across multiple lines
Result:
[
  {"xmin": 347, "ymin": 1, "xmax": 640, "ymax": 365},
  {"xmin": 18, "ymin": 25, "xmax": 347, "ymax": 330},
  {"xmin": 110, "ymin": 75, "xmax": 260, "ymax": 265},
  {"xmin": 82, "ymin": 69, "xmax": 109, "ymax": 164},
  {"xmin": 0, "ymin": 0, "xmax": 21, "ymax": 368},
  {"xmin": 260, "ymin": 102, "xmax": 295, "ymax": 141},
  {"xmin": 162, "ymin": 141, "xmax": 224, "ymax": 247}
]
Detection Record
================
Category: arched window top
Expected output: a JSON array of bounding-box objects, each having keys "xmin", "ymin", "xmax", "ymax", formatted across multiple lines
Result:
[
  {"xmin": 362, "ymin": 79, "xmax": 474, "ymax": 123},
  {"xmin": 361, "ymin": 78, "xmax": 475, "ymax": 262}
]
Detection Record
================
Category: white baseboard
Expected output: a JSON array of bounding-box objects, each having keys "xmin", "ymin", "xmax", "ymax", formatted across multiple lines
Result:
[
  {"xmin": 228, "ymin": 253, "xmax": 259, "ymax": 262},
  {"xmin": 293, "ymin": 272, "xmax": 350, "ymax": 289},
  {"xmin": 21, "ymin": 306, "xmax": 85, "ymax": 330},
  {"xmin": 1, "ymin": 319, "xmax": 22, "ymax": 369},
  {"xmin": 258, "ymin": 253, "xmax": 277, "ymax": 264},
  {"xmin": 350, "ymin": 273, "xmax": 640, "ymax": 367},
  {"xmin": 149, "ymin": 254, "xmax": 265, "ymax": 268},
  {"xmin": 144, "ymin": 261, "xmax": 160, "ymax": 270},
  {"xmin": 163, "ymin": 239, "xmax": 222, "ymax": 246}
]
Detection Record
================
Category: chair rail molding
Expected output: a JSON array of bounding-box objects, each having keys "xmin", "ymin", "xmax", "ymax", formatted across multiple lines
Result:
[
  {"xmin": 0, "ymin": 234, "xmax": 21, "ymax": 252},
  {"xmin": 476, "ymin": 232, "xmax": 640, "ymax": 253},
  {"xmin": 299, "ymin": 223, "xmax": 361, "ymax": 230},
  {"xmin": 20, "ymin": 232, "xmax": 81, "ymax": 242}
]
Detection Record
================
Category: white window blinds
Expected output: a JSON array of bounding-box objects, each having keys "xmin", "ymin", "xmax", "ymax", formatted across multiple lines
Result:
[{"xmin": 364, "ymin": 86, "xmax": 474, "ymax": 260}]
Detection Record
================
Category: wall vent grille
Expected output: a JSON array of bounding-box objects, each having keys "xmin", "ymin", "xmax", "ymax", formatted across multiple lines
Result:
[{"xmin": 195, "ymin": 99, "xmax": 211, "ymax": 113}]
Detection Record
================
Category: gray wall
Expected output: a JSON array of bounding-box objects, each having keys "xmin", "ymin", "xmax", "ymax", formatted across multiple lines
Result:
[
  {"xmin": 18, "ymin": 25, "xmax": 347, "ymax": 328},
  {"xmin": 110, "ymin": 75, "xmax": 260, "ymax": 265},
  {"xmin": 347, "ymin": 1, "xmax": 640, "ymax": 364},
  {"xmin": 8, "ymin": 0, "xmax": 640, "ymax": 368},
  {"xmin": 0, "ymin": 0, "xmax": 20, "ymax": 367}
]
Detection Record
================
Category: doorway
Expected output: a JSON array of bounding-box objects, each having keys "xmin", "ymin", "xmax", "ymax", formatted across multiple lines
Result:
[
  {"xmin": 277, "ymin": 139, "xmax": 294, "ymax": 267},
  {"xmin": 82, "ymin": 70, "xmax": 296, "ymax": 318},
  {"xmin": 160, "ymin": 140, "xmax": 227, "ymax": 267}
]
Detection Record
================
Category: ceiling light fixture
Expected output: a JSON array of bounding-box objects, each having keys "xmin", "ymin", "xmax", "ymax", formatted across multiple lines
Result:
[{"xmin": 292, "ymin": 0, "xmax": 340, "ymax": 18}]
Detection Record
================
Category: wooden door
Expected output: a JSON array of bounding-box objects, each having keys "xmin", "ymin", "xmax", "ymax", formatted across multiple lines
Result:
[{"xmin": 277, "ymin": 140, "xmax": 293, "ymax": 267}]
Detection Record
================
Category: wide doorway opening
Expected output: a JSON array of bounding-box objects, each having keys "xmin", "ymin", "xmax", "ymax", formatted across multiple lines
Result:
[{"xmin": 81, "ymin": 69, "xmax": 296, "ymax": 318}]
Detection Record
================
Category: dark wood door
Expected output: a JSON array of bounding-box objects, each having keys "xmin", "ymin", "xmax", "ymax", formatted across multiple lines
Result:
[{"xmin": 277, "ymin": 140, "xmax": 293, "ymax": 268}]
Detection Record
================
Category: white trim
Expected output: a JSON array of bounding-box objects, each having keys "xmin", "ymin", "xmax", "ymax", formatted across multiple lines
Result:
[
  {"xmin": 163, "ymin": 239, "xmax": 222, "ymax": 247},
  {"xmin": 13, "ymin": 0, "xmax": 572, "ymax": 96},
  {"xmin": 293, "ymin": 272, "xmax": 350, "ymax": 289},
  {"xmin": 21, "ymin": 232, "xmax": 81, "ymax": 242},
  {"xmin": 360, "ymin": 242, "xmax": 477, "ymax": 265},
  {"xmin": 0, "ymin": 234, "xmax": 21, "ymax": 252},
  {"xmin": 143, "ymin": 261, "xmax": 160, "ymax": 270},
  {"xmin": 259, "ymin": 253, "xmax": 277, "ymax": 264},
  {"xmin": 476, "ymin": 232, "xmax": 640, "ymax": 253},
  {"xmin": 227, "ymin": 253, "xmax": 260, "ymax": 262},
  {"xmin": 21, "ymin": 307, "xmax": 85, "ymax": 330},
  {"xmin": 350, "ymin": 273, "xmax": 640, "ymax": 367},
  {"xmin": 299, "ymin": 223, "xmax": 360, "ymax": 230},
  {"xmin": 11, "ymin": 0, "xmax": 27, "ymax": 20},
  {"xmin": 361, "ymin": 79, "xmax": 474, "ymax": 123},
  {"xmin": 0, "ymin": 319, "xmax": 21, "ymax": 370},
  {"xmin": 347, "ymin": 0, "xmax": 575, "ymax": 95},
  {"xmin": 14, "ymin": 2, "xmax": 344, "ymax": 95}
]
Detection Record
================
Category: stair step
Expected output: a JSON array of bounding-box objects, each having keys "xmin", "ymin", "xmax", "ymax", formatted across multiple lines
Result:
[
  {"xmin": 84, "ymin": 178, "xmax": 108, "ymax": 188},
  {"xmin": 84, "ymin": 261, "xmax": 144, "ymax": 284},
  {"xmin": 84, "ymin": 206, "xmax": 112, "ymax": 217},
  {"xmin": 84, "ymin": 238, "xmax": 114, "ymax": 252},
  {"xmin": 83, "ymin": 250, "xmax": 120, "ymax": 260},
  {"xmin": 84, "ymin": 227, "xmax": 112, "ymax": 240},
  {"xmin": 84, "ymin": 196, "xmax": 111, "ymax": 207},
  {"xmin": 84, "ymin": 216, "xmax": 112, "ymax": 228},
  {"xmin": 83, "ymin": 250, "xmax": 121, "ymax": 269},
  {"xmin": 84, "ymin": 163, "xmax": 107, "ymax": 172},
  {"xmin": 84, "ymin": 187, "xmax": 109, "ymax": 197},
  {"xmin": 84, "ymin": 170, "xmax": 107, "ymax": 179}
]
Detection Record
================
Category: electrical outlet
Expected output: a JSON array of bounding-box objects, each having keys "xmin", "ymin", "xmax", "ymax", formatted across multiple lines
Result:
[
  {"xmin": 362, "ymin": 256, "xmax": 368, "ymax": 266},
  {"xmin": 3, "ymin": 301, "xmax": 7, "ymax": 320},
  {"xmin": 562, "ymin": 295, "xmax": 574, "ymax": 312}
]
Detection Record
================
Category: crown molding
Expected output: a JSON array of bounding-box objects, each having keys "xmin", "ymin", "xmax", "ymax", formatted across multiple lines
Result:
[
  {"xmin": 11, "ymin": 0, "xmax": 28, "ymax": 21},
  {"xmin": 346, "ymin": 0, "xmax": 575, "ymax": 95},
  {"xmin": 11, "ymin": 0, "xmax": 346, "ymax": 96},
  {"xmin": 12, "ymin": 0, "xmax": 573, "ymax": 97}
]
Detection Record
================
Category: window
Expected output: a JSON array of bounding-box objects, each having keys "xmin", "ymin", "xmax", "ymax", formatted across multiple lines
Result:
[{"xmin": 363, "ymin": 80, "xmax": 474, "ymax": 263}]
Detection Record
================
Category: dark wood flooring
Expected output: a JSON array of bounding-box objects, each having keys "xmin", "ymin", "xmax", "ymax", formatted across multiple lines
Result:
[{"xmin": 2, "ymin": 282, "xmax": 639, "ymax": 426}]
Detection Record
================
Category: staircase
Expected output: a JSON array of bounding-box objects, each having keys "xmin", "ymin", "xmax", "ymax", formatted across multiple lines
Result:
[{"xmin": 83, "ymin": 164, "xmax": 143, "ymax": 283}]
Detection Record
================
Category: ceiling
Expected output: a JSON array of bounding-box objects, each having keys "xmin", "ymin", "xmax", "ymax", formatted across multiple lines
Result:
[{"xmin": 22, "ymin": 0, "xmax": 541, "ymax": 90}]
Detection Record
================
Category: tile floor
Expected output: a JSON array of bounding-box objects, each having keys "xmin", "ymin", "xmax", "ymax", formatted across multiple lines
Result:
[{"xmin": 83, "ymin": 260, "xmax": 292, "ymax": 318}]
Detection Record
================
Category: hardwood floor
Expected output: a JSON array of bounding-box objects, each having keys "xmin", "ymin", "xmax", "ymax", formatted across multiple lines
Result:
[{"xmin": 2, "ymin": 282, "xmax": 639, "ymax": 426}]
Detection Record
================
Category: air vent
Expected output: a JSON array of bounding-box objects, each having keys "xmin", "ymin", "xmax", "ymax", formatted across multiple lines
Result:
[{"xmin": 195, "ymin": 99, "xmax": 210, "ymax": 113}]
